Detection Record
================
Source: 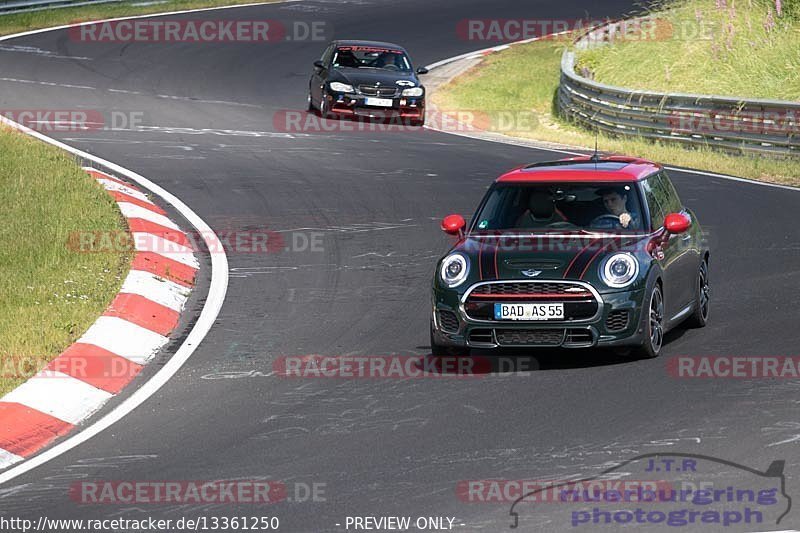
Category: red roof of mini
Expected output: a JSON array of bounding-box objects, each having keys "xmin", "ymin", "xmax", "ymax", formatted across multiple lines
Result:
[{"xmin": 496, "ymin": 156, "xmax": 663, "ymax": 183}]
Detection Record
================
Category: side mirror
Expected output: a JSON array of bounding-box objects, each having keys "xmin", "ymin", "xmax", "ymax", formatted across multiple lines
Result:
[
  {"xmin": 664, "ymin": 212, "xmax": 691, "ymax": 234},
  {"xmin": 441, "ymin": 214, "xmax": 466, "ymax": 236},
  {"xmin": 416, "ymin": 66, "xmax": 429, "ymax": 75},
  {"xmin": 313, "ymin": 60, "xmax": 325, "ymax": 69}
]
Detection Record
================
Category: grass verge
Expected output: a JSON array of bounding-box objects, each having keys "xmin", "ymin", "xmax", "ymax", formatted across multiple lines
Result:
[
  {"xmin": 0, "ymin": 127, "xmax": 130, "ymax": 395},
  {"xmin": 431, "ymin": 37, "xmax": 800, "ymax": 187},
  {"xmin": 576, "ymin": 0, "xmax": 800, "ymax": 100},
  {"xmin": 0, "ymin": 0, "xmax": 277, "ymax": 37}
]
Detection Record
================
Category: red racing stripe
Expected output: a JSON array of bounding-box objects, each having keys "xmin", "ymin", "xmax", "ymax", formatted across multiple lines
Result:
[
  {"xmin": 579, "ymin": 238, "xmax": 623, "ymax": 279},
  {"xmin": 104, "ymin": 293, "xmax": 180, "ymax": 336},
  {"xmin": 132, "ymin": 252, "xmax": 197, "ymax": 287},
  {"xmin": 47, "ymin": 343, "xmax": 143, "ymax": 394},
  {"xmin": 0, "ymin": 402, "xmax": 74, "ymax": 456},
  {"xmin": 563, "ymin": 238, "xmax": 599, "ymax": 279}
]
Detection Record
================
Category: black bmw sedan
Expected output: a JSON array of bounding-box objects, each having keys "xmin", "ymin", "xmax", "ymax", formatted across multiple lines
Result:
[{"xmin": 308, "ymin": 40, "xmax": 428, "ymax": 126}]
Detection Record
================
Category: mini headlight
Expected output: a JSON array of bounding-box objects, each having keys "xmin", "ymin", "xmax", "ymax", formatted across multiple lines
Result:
[
  {"xmin": 329, "ymin": 82, "xmax": 354, "ymax": 93},
  {"xmin": 402, "ymin": 87, "xmax": 424, "ymax": 97},
  {"xmin": 440, "ymin": 253, "xmax": 469, "ymax": 288},
  {"xmin": 600, "ymin": 253, "xmax": 639, "ymax": 288}
]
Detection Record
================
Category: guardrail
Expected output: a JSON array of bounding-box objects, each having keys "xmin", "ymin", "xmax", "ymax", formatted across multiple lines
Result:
[
  {"xmin": 557, "ymin": 19, "xmax": 800, "ymax": 157},
  {"xmin": 0, "ymin": 0, "xmax": 122, "ymax": 15}
]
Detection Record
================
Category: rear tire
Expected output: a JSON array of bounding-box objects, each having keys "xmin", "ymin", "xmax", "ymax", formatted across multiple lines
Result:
[
  {"xmin": 307, "ymin": 92, "xmax": 315, "ymax": 112},
  {"xmin": 686, "ymin": 259, "xmax": 709, "ymax": 328},
  {"xmin": 635, "ymin": 283, "xmax": 664, "ymax": 359}
]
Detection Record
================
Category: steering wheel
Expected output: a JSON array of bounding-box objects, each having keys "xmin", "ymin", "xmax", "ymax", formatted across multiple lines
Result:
[
  {"xmin": 590, "ymin": 214, "xmax": 622, "ymax": 229},
  {"xmin": 548, "ymin": 221, "xmax": 580, "ymax": 230},
  {"xmin": 382, "ymin": 64, "xmax": 400, "ymax": 71}
]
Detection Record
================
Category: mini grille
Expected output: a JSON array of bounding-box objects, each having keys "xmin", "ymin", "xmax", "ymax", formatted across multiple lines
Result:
[
  {"xmin": 438, "ymin": 310, "xmax": 459, "ymax": 333},
  {"xmin": 359, "ymin": 85, "xmax": 398, "ymax": 97},
  {"xmin": 495, "ymin": 329, "xmax": 564, "ymax": 346},
  {"xmin": 470, "ymin": 283, "xmax": 590, "ymax": 296},
  {"xmin": 606, "ymin": 310, "xmax": 630, "ymax": 332}
]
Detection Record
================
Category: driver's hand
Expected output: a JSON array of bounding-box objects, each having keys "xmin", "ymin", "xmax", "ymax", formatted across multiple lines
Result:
[{"xmin": 619, "ymin": 212, "xmax": 632, "ymax": 228}]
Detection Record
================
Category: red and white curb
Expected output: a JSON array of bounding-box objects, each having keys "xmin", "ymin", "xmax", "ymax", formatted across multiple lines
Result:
[{"xmin": 0, "ymin": 168, "xmax": 199, "ymax": 469}]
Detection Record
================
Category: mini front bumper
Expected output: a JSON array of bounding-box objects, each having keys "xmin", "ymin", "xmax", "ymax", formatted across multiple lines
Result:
[{"xmin": 431, "ymin": 285, "xmax": 646, "ymax": 350}]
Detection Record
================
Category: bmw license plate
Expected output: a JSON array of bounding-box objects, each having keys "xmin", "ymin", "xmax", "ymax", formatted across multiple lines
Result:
[
  {"xmin": 364, "ymin": 97, "xmax": 393, "ymax": 107},
  {"xmin": 494, "ymin": 303, "xmax": 564, "ymax": 320}
]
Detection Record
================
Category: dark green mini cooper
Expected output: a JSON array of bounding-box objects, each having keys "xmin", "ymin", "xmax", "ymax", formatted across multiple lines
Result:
[{"xmin": 431, "ymin": 156, "xmax": 710, "ymax": 358}]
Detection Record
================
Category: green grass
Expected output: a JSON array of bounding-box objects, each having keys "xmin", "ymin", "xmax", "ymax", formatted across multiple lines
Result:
[
  {"xmin": 576, "ymin": 0, "xmax": 800, "ymax": 100},
  {"xmin": 0, "ymin": 128, "xmax": 130, "ymax": 395},
  {"xmin": 432, "ymin": 36, "xmax": 800, "ymax": 187},
  {"xmin": 0, "ymin": 0, "xmax": 278, "ymax": 37}
]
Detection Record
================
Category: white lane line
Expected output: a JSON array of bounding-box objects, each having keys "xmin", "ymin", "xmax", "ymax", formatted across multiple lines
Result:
[
  {"xmin": 78, "ymin": 316, "xmax": 168, "ymax": 364},
  {"xmin": 0, "ymin": 450, "xmax": 24, "ymax": 470},
  {"xmin": 118, "ymin": 202, "xmax": 179, "ymax": 229},
  {"xmin": 0, "ymin": 107, "xmax": 227, "ymax": 484},
  {"xmin": 2, "ymin": 372, "xmax": 113, "ymax": 425},
  {"xmin": 119, "ymin": 270, "xmax": 188, "ymax": 312},
  {"xmin": 0, "ymin": 77, "xmax": 96, "ymax": 90},
  {"xmin": 0, "ymin": 1, "xmax": 299, "ymax": 44},
  {"xmin": 131, "ymin": 233, "xmax": 199, "ymax": 269},
  {"xmin": 96, "ymin": 178, "xmax": 153, "ymax": 203}
]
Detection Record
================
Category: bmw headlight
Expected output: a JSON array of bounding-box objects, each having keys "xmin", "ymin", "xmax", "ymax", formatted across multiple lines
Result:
[
  {"xmin": 600, "ymin": 253, "xmax": 639, "ymax": 288},
  {"xmin": 329, "ymin": 82, "xmax": 354, "ymax": 93},
  {"xmin": 439, "ymin": 253, "xmax": 469, "ymax": 288},
  {"xmin": 402, "ymin": 87, "xmax": 424, "ymax": 97}
]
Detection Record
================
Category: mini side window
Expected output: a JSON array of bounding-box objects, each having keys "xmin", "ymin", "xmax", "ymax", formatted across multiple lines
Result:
[{"xmin": 642, "ymin": 176, "xmax": 667, "ymax": 230}]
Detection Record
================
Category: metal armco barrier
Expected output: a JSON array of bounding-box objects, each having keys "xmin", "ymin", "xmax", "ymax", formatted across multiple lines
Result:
[
  {"xmin": 558, "ymin": 19, "xmax": 800, "ymax": 157},
  {"xmin": 0, "ymin": 0, "xmax": 122, "ymax": 15}
]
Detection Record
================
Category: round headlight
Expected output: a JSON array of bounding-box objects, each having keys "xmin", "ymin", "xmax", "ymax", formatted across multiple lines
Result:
[
  {"xmin": 600, "ymin": 253, "xmax": 639, "ymax": 288},
  {"xmin": 329, "ymin": 82, "xmax": 354, "ymax": 93},
  {"xmin": 402, "ymin": 87, "xmax": 424, "ymax": 97},
  {"xmin": 440, "ymin": 253, "xmax": 469, "ymax": 288}
]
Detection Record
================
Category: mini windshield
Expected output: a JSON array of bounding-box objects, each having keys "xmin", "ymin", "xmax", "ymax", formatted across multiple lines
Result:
[
  {"xmin": 332, "ymin": 46, "xmax": 412, "ymax": 73},
  {"xmin": 471, "ymin": 183, "xmax": 645, "ymax": 232}
]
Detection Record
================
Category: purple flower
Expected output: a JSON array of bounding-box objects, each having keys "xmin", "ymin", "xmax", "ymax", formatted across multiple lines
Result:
[
  {"xmin": 764, "ymin": 8, "xmax": 775, "ymax": 31},
  {"xmin": 776, "ymin": 0, "xmax": 782, "ymax": 17}
]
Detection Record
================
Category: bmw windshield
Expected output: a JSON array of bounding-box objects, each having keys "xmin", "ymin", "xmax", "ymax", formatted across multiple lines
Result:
[
  {"xmin": 470, "ymin": 183, "xmax": 646, "ymax": 233},
  {"xmin": 332, "ymin": 46, "xmax": 413, "ymax": 73}
]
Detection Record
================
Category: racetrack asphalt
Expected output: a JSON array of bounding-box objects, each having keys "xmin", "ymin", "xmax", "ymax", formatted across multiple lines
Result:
[{"xmin": 1, "ymin": 0, "xmax": 799, "ymax": 531}]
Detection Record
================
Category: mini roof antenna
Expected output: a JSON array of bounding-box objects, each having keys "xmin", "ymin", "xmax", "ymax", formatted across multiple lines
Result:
[{"xmin": 589, "ymin": 129, "xmax": 600, "ymax": 164}]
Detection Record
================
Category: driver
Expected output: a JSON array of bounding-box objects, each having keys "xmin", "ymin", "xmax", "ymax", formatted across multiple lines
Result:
[
  {"xmin": 516, "ymin": 191, "xmax": 566, "ymax": 228},
  {"xmin": 596, "ymin": 187, "xmax": 640, "ymax": 229}
]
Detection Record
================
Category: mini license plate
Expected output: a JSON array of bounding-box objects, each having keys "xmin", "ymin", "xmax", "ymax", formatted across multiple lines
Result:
[
  {"xmin": 494, "ymin": 303, "xmax": 564, "ymax": 321},
  {"xmin": 364, "ymin": 97, "xmax": 393, "ymax": 107}
]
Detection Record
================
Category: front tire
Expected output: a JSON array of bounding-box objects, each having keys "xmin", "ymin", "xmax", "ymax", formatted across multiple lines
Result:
[
  {"xmin": 307, "ymin": 92, "xmax": 315, "ymax": 112},
  {"xmin": 430, "ymin": 323, "xmax": 451, "ymax": 356},
  {"xmin": 636, "ymin": 283, "xmax": 664, "ymax": 359}
]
